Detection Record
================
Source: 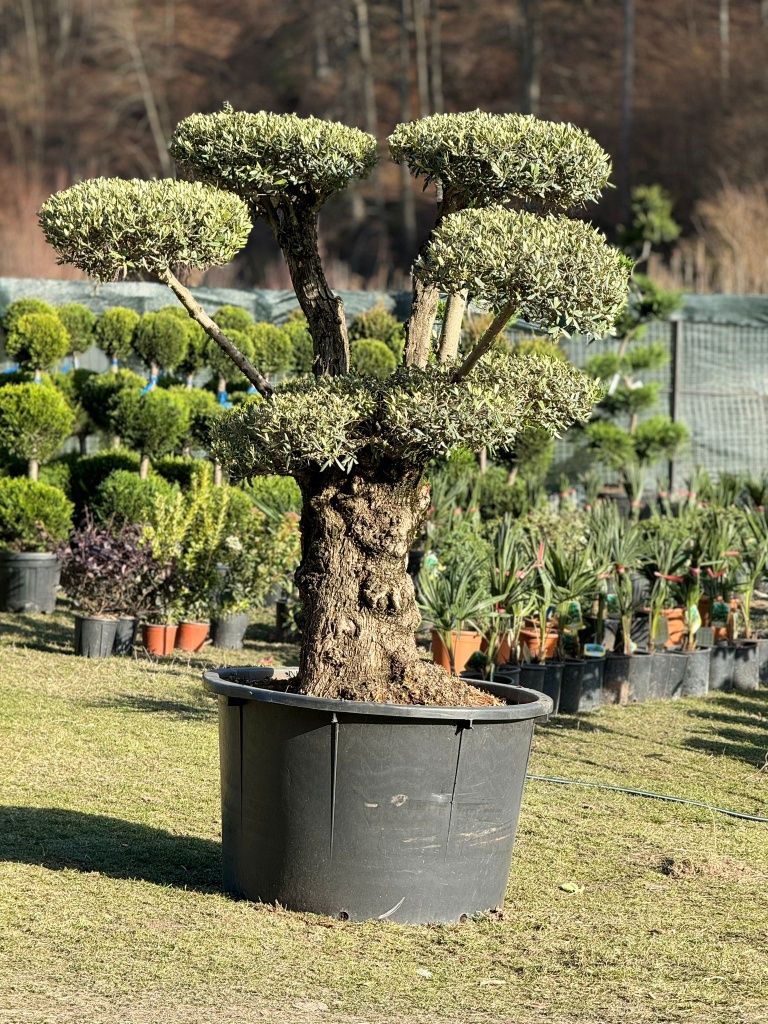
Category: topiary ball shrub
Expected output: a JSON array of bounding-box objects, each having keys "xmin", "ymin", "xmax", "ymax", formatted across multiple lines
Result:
[
  {"xmin": 154, "ymin": 454, "xmax": 200, "ymax": 489},
  {"xmin": 5, "ymin": 312, "xmax": 70, "ymax": 376},
  {"xmin": 94, "ymin": 307, "xmax": 140, "ymax": 368},
  {"xmin": 1, "ymin": 298, "xmax": 57, "ymax": 336},
  {"xmin": 69, "ymin": 450, "xmax": 141, "ymax": 512},
  {"xmin": 167, "ymin": 386, "xmax": 222, "ymax": 450},
  {"xmin": 349, "ymin": 304, "xmax": 404, "ymax": 358},
  {"xmin": 0, "ymin": 382, "xmax": 75, "ymax": 479},
  {"xmin": 58, "ymin": 303, "xmax": 96, "ymax": 361},
  {"xmin": 349, "ymin": 339, "xmax": 397, "ymax": 379},
  {"xmin": 0, "ymin": 477, "xmax": 73, "ymax": 551},
  {"xmin": 213, "ymin": 305, "xmax": 254, "ymax": 333},
  {"xmin": 108, "ymin": 387, "xmax": 190, "ymax": 475},
  {"xmin": 79, "ymin": 369, "xmax": 145, "ymax": 435},
  {"xmin": 249, "ymin": 323, "xmax": 293, "ymax": 376},
  {"xmin": 93, "ymin": 469, "xmax": 177, "ymax": 527},
  {"xmin": 133, "ymin": 310, "xmax": 189, "ymax": 375},
  {"xmin": 283, "ymin": 316, "xmax": 314, "ymax": 374}
]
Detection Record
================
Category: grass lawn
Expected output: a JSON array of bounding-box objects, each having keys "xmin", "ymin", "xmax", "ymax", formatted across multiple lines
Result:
[{"xmin": 0, "ymin": 610, "xmax": 766, "ymax": 1024}]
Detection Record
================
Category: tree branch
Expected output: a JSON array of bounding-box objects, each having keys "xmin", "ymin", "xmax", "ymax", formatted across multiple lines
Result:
[
  {"xmin": 437, "ymin": 289, "xmax": 468, "ymax": 362},
  {"xmin": 160, "ymin": 269, "xmax": 274, "ymax": 397},
  {"xmin": 451, "ymin": 301, "xmax": 517, "ymax": 383},
  {"xmin": 268, "ymin": 200, "xmax": 349, "ymax": 377}
]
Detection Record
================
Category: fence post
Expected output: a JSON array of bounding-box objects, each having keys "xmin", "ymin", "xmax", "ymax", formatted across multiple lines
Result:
[{"xmin": 668, "ymin": 318, "xmax": 683, "ymax": 493}]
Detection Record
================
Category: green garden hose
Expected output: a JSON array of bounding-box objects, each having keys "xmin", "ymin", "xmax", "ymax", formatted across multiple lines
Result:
[{"xmin": 525, "ymin": 774, "xmax": 768, "ymax": 823}]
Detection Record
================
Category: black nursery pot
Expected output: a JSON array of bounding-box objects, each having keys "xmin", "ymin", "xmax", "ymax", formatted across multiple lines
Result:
[
  {"xmin": 558, "ymin": 658, "xmax": 605, "ymax": 713},
  {"xmin": 709, "ymin": 644, "xmax": 735, "ymax": 692},
  {"xmin": 732, "ymin": 640, "xmax": 759, "ymax": 693},
  {"xmin": 627, "ymin": 651, "xmax": 652, "ymax": 703},
  {"xmin": 74, "ymin": 615, "xmax": 118, "ymax": 658},
  {"xmin": 112, "ymin": 616, "xmax": 137, "ymax": 657},
  {"xmin": 680, "ymin": 647, "xmax": 711, "ymax": 698},
  {"xmin": 203, "ymin": 666, "xmax": 552, "ymax": 925},
  {"xmin": 212, "ymin": 612, "xmax": 251, "ymax": 650},
  {"xmin": 0, "ymin": 551, "xmax": 60, "ymax": 614},
  {"xmin": 648, "ymin": 651, "xmax": 670, "ymax": 701},
  {"xmin": 603, "ymin": 653, "xmax": 630, "ymax": 705}
]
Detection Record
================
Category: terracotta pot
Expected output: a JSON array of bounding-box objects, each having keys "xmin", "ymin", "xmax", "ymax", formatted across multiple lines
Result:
[
  {"xmin": 142, "ymin": 622, "xmax": 177, "ymax": 656},
  {"xmin": 430, "ymin": 629, "xmax": 483, "ymax": 673},
  {"xmin": 176, "ymin": 620, "xmax": 210, "ymax": 652},
  {"xmin": 661, "ymin": 608, "xmax": 685, "ymax": 649},
  {"xmin": 519, "ymin": 626, "xmax": 559, "ymax": 661}
]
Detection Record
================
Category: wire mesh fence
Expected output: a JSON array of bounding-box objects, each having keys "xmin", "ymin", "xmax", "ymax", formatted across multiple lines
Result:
[{"xmin": 2, "ymin": 278, "xmax": 767, "ymax": 484}]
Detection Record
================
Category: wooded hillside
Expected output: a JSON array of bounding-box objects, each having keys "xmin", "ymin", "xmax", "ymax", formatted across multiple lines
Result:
[{"xmin": 2, "ymin": 0, "xmax": 767, "ymax": 290}]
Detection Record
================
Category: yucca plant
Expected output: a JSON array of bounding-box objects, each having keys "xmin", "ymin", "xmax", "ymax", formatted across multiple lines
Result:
[
  {"xmin": 735, "ymin": 508, "xmax": 768, "ymax": 640},
  {"xmin": 417, "ymin": 560, "xmax": 498, "ymax": 675},
  {"xmin": 698, "ymin": 508, "xmax": 742, "ymax": 637},
  {"xmin": 546, "ymin": 538, "xmax": 605, "ymax": 659},
  {"xmin": 640, "ymin": 518, "xmax": 690, "ymax": 652},
  {"xmin": 485, "ymin": 514, "xmax": 534, "ymax": 671}
]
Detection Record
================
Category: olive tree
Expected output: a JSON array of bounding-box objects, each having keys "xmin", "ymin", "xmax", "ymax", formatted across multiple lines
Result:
[{"xmin": 40, "ymin": 112, "xmax": 629, "ymax": 704}]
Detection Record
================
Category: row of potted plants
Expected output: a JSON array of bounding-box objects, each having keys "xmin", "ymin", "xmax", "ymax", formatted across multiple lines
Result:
[{"xmin": 418, "ymin": 500, "xmax": 768, "ymax": 713}]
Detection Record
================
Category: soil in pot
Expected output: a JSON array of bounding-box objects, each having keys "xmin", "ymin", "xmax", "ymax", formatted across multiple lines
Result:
[
  {"xmin": 732, "ymin": 640, "xmax": 759, "ymax": 693},
  {"xmin": 74, "ymin": 615, "xmax": 118, "ymax": 658},
  {"xmin": 204, "ymin": 666, "xmax": 552, "ymax": 924},
  {"xmin": 603, "ymin": 654, "xmax": 630, "ymax": 705},
  {"xmin": 176, "ymin": 621, "xmax": 210, "ymax": 653},
  {"xmin": 680, "ymin": 647, "xmax": 710, "ymax": 698},
  {"xmin": 709, "ymin": 644, "xmax": 734, "ymax": 691},
  {"xmin": 143, "ymin": 623, "xmax": 177, "ymax": 657},
  {"xmin": 212, "ymin": 612, "xmax": 251, "ymax": 650},
  {"xmin": 0, "ymin": 551, "xmax": 60, "ymax": 614},
  {"xmin": 113, "ymin": 616, "xmax": 137, "ymax": 657},
  {"xmin": 431, "ymin": 629, "xmax": 483, "ymax": 674}
]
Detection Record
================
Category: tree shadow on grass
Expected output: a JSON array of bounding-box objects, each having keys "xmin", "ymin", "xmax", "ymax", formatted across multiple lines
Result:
[
  {"xmin": 0, "ymin": 805, "xmax": 221, "ymax": 892},
  {"xmin": 88, "ymin": 693, "xmax": 216, "ymax": 720},
  {"xmin": 683, "ymin": 728, "xmax": 768, "ymax": 770},
  {"xmin": 0, "ymin": 614, "xmax": 73, "ymax": 654}
]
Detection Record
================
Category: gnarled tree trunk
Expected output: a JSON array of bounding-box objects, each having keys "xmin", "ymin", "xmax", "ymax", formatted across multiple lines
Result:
[{"xmin": 296, "ymin": 463, "xmax": 448, "ymax": 702}]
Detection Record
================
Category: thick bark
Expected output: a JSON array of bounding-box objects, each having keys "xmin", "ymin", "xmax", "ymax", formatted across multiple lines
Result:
[
  {"xmin": 296, "ymin": 464, "xmax": 449, "ymax": 702},
  {"xmin": 270, "ymin": 204, "xmax": 349, "ymax": 376}
]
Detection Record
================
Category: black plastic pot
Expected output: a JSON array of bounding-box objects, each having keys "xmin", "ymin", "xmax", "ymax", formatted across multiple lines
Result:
[
  {"xmin": 559, "ymin": 660, "xmax": 584, "ymax": 713},
  {"xmin": 112, "ymin": 616, "xmax": 137, "ymax": 656},
  {"xmin": 603, "ymin": 653, "xmax": 630, "ymax": 705},
  {"xmin": 542, "ymin": 661, "xmax": 563, "ymax": 715},
  {"xmin": 626, "ymin": 651, "xmax": 652, "ymax": 703},
  {"xmin": 680, "ymin": 647, "xmax": 711, "ymax": 698},
  {"xmin": 519, "ymin": 662, "xmax": 547, "ymax": 693},
  {"xmin": 74, "ymin": 615, "xmax": 118, "ymax": 658},
  {"xmin": 709, "ymin": 645, "xmax": 734, "ymax": 691},
  {"xmin": 212, "ymin": 612, "xmax": 251, "ymax": 650},
  {"xmin": 648, "ymin": 651, "xmax": 670, "ymax": 700},
  {"xmin": 0, "ymin": 551, "xmax": 60, "ymax": 614},
  {"xmin": 495, "ymin": 664, "xmax": 522, "ymax": 687},
  {"xmin": 733, "ymin": 640, "xmax": 759, "ymax": 693},
  {"xmin": 203, "ymin": 666, "xmax": 552, "ymax": 924},
  {"xmin": 461, "ymin": 669, "xmax": 519, "ymax": 689},
  {"xmin": 666, "ymin": 651, "xmax": 688, "ymax": 699},
  {"xmin": 756, "ymin": 638, "xmax": 768, "ymax": 685}
]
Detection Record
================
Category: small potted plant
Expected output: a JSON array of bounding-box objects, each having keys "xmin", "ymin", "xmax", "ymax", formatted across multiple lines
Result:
[
  {"xmin": 0, "ymin": 477, "xmax": 73, "ymax": 613},
  {"xmin": 641, "ymin": 521, "xmax": 689, "ymax": 699},
  {"xmin": 58, "ymin": 514, "xmax": 158, "ymax": 657},
  {"xmin": 0, "ymin": 381, "xmax": 74, "ymax": 481},
  {"xmin": 730, "ymin": 508, "xmax": 767, "ymax": 693},
  {"xmin": 674, "ymin": 564, "xmax": 711, "ymax": 697},
  {"xmin": 418, "ymin": 559, "xmax": 497, "ymax": 674}
]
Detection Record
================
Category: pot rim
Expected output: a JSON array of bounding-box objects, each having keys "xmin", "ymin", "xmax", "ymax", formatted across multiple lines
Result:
[
  {"xmin": 203, "ymin": 666, "xmax": 553, "ymax": 722},
  {"xmin": 0, "ymin": 549, "xmax": 58, "ymax": 560}
]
